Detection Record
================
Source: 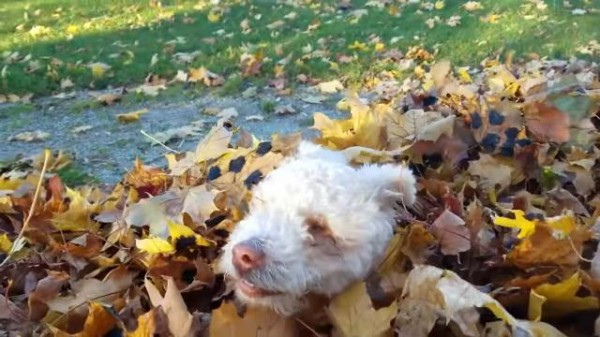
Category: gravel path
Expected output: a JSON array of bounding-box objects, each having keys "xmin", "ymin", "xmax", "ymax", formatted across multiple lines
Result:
[{"xmin": 0, "ymin": 87, "xmax": 347, "ymax": 184}]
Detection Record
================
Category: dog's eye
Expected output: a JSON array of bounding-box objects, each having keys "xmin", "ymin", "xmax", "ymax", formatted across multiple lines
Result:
[{"xmin": 304, "ymin": 215, "xmax": 334, "ymax": 242}]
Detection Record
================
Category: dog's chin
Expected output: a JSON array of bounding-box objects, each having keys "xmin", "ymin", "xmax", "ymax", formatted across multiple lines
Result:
[
  {"xmin": 235, "ymin": 278, "xmax": 281, "ymax": 298},
  {"xmin": 232, "ymin": 280, "xmax": 307, "ymax": 316}
]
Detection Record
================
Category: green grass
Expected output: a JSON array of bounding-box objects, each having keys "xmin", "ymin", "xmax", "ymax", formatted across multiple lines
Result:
[{"xmin": 0, "ymin": 0, "xmax": 599, "ymax": 96}]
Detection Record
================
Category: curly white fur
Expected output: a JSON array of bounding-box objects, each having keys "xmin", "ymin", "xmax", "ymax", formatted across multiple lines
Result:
[{"xmin": 218, "ymin": 141, "xmax": 417, "ymax": 316}]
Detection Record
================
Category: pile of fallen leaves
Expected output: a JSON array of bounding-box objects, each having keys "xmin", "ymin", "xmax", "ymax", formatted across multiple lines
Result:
[{"xmin": 1, "ymin": 55, "xmax": 600, "ymax": 337}]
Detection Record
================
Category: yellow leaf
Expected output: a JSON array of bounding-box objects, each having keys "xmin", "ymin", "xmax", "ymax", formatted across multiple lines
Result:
[
  {"xmin": 80, "ymin": 302, "xmax": 117, "ymax": 337},
  {"xmin": 546, "ymin": 213, "xmax": 576, "ymax": 236},
  {"xmin": 209, "ymin": 300, "xmax": 296, "ymax": 337},
  {"xmin": 136, "ymin": 237, "xmax": 175, "ymax": 254},
  {"xmin": 457, "ymin": 67, "xmax": 472, "ymax": 83},
  {"xmin": 493, "ymin": 209, "xmax": 537, "ymax": 239},
  {"xmin": 208, "ymin": 9, "xmax": 222, "ymax": 23},
  {"xmin": 374, "ymin": 42, "xmax": 386, "ymax": 52},
  {"xmin": 126, "ymin": 309, "xmax": 160, "ymax": 336},
  {"xmin": 167, "ymin": 221, "xmax": 210, "ymax": 247},
  {"xmin": 51, "ymin": 187, "xmax": 99, "ymax": 231},
  {"xmin": 312, "ymin": 94, "xmax": 385, "ymax": 150},
  {"xmin": 117, "ymin": 109, "xmax": 149, "ymax": 123},
  {"xmin": 327, "ymin": 282, "xmax": 397, "ymax": 337},
  {"xmin": 317, "ymin": 79, "xmax": 344, "ymax": 94},
  {"xmin": 89, "ymin": 62, "xmax": 111, "ymax": 79},
  {"xmin": 348, "ymin": 41, "xmax": 368, "ymax": 51},
  {"xmin": 0, "ymin": 234, "xmax": 13, "ymax": 253},
  {"xmin": 66, "ymin": 25, "xmax": 79, "ymax": 35},
  {"xmin": 435, "ymin": 1, "xmax": 445, "ymax": 9},
  {"xmin": 529, "ymin": 272, "xmax": 599, "ymax": 320}
]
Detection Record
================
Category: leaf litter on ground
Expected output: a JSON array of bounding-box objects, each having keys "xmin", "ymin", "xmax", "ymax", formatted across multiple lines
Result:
[{"xmin": 1, "ymin": 53, "xmax": 600, "ymax": 337}]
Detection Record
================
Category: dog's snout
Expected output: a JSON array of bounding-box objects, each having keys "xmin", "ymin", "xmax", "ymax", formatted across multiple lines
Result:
[{"xmin": 232, "ymin": 239, "xmax": 265, "ymax": 274}]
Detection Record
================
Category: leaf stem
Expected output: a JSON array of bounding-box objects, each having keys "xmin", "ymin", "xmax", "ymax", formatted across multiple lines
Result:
[{"xmin": 0, "ymin": 149, "xmax": 51, "ymax": 267}]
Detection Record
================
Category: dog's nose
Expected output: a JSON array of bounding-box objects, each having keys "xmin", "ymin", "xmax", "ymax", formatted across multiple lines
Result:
[{"xmin": 232, "ymin": 240, "xmax": 265, "ymax": 274}]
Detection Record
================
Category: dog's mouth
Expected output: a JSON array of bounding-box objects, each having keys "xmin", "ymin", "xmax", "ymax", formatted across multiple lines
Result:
[{"xmin": 236, "ymin": 278, "xmax": 282, "ymax": 298}]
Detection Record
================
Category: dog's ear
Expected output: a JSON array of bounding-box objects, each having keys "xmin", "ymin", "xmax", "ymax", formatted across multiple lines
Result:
[{"xmin": 357, "ymin": 164, "xmax": 417, "ymax": 208}]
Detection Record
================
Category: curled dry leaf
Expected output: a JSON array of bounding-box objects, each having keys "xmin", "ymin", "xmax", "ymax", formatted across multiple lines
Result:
[{"xmin": 396, "ymin": 265, "xmax": 567, "ymax": 337}]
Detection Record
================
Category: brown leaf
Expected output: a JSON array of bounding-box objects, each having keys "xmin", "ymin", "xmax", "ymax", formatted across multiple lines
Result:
[
  {"xmin": 28, "ymin": 271, "xmax": 70, "ymax": 321},
  {"xmin": 0, "ymin": 294, "xmax": 27, "ymax": 323},
  {"xmin": 508, "ymin": 224, "xmax": 591, "ymax": 269},
  {"xmin": 47, "ymin": 266, "xmax": 135, "ymax": 314},
  {"xmin": 524, "ymin": 102, "xmax": 570, "ymax": 143}
]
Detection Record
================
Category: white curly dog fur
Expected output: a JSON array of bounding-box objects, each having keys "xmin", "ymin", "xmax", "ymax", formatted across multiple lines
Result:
[{"xmin": 218, "ymin": 141, "xmax": 417, "ymax": 316}]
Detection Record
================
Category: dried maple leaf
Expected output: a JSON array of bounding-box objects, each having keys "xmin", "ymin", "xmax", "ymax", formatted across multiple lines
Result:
[
  {"xmin": 385, "ymin": 109, "xmax": 455, "ymax": 148},
  {"xmin": 507, "ymin": 223, "xmax": 591, "ymax": 269}
]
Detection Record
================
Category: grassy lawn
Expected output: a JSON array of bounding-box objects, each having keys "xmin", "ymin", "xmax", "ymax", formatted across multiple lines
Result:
[{"xmin": 0, "ymin": 0, "xmax": 599, "ymax": 96}]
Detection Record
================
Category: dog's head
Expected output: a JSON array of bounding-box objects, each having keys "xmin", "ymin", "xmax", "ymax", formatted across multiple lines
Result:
[{"xmin": 218, "ymin": 142, "xmax": 416, "ymax": 315}]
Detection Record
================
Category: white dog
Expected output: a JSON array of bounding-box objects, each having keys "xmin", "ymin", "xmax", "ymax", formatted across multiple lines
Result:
[{"xmin": 218, "ymin": 141, "xmax": 417, "ymax": 315}]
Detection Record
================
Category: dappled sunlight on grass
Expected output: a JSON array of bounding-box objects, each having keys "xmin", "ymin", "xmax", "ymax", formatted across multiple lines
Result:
[{"xmin": 0, "ymin": 0, "xmax": 598, "ymax": 96}]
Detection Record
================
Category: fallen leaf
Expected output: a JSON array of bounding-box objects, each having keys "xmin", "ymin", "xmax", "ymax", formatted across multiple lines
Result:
[
  {"xmin": 468, "ymin": 154, "xmax": 513, "ymax": 191},
  {"xmin": 136, "ymin": 236, "xmax": 175, "ymax": 254},
  {"xmin": 431, "ymin": 209, "xmax": 471, "ymax": 255},
  {"xmin": 145, "ymin": 277, "xmax": 202, "ymax": 337},
  {"xmin": 71, "ymin": 125, "xmax": 93, "ymax": 134},
  {"xmin": 494, "ymin": 209, "xmax": 537, "ymax": 239},
  {"xmin": 218, "ymin": 107, "xmax": 239, "ymax": 120},
  {"xmin": 462, "ymin": 1, "xmax": 483, "ymax": 11},
  {"xmin": 318, "ymin": 79, "xmax": 344, "ymax": 94},
  {"xmin": 8, "ymin": 130, "xmax": 50, "ymax": 142},
  {"xmin": 89, "ymin": 62, "xmax": 111, "ymax": 79},
  {"xmin": 117, "ymin": 109, "xmax": 149, "ymax": 123},
  {"xmin": 524, "ymin": 102, "xmax": 570, "ymax": 143},
  {"xmin": 529, "ymin": 271, "xmax": 599, "ymax": 320},
  {"xmin": 209, "ymin": 300, "xmax": 299, "ymax": 337},
  {"xmin": 396, "ymin": 265, "xmax": 567, "ymax": 337},
  {"xmin": 327, "ymin": 281, "xmax": 397, "ymax": 337},
  {"xmin": 47, "ymin": 266, "xmax": 134, "ymax": 314},
  {"xmin": 195, "ymin": 119, "xmax": 233, "ymax": 163}
]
